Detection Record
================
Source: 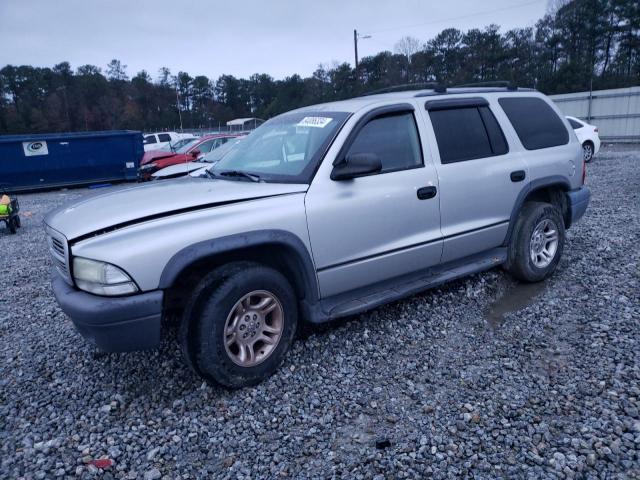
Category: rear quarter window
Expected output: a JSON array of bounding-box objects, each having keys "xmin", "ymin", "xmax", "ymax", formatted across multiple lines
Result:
[
  {"xmin": 499, "ymin": 97, "xmax": 569, "ymax": 150},
  {"xmin": 568, "ymin": 118, "xmax": 583, "ymax": 129}
]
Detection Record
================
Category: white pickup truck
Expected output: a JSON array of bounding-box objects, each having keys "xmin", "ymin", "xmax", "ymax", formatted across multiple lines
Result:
[{"xmin": 143, "ymin": 131, "xmax": 192, "ymax": 152}]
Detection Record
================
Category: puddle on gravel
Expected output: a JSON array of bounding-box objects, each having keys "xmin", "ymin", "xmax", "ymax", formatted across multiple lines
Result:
[{"xmin": 485, "ymin": 281, "xmax": 548, "ymax": 330}]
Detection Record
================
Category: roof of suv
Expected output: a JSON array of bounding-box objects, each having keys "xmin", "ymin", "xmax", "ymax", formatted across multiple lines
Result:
[{"xmin": 293, "ymin": 86, "xmax": 537, "ymax": 114}]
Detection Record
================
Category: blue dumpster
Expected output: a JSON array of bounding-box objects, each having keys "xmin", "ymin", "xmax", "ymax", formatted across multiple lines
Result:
[{"xmin": 0, "ymin": 130, "xmax": 144, "ymax": 192}]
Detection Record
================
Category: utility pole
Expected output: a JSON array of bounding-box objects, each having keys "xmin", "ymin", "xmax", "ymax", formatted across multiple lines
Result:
[
  {"xmin": 175, "ymin": 85, "xmax": 183, "ymax": 131},
  {"xmin": 56, "ymin": 86, "xmax": 70, "ymax": 128},
  {"xmin": 354, "ymin": 29, "xmax": 359, "ymax": 78},
  {"xmin": 587, "ymin": 77, "xmax": 593, "ymax": 122},
  {"xmin": 353, "ymin": 29, "xmax": 372, "ymax": 83}
]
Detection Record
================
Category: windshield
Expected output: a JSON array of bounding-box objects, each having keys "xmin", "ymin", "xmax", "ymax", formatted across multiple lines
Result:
[
  {"xmin": 159, "ymin": 137, "xmax": 195, "ymax": 152},
  {"xmin": 175, "ymin": 139, "xmax": 199, "ymax": 154},
  {"xmin": 201, "ymin": 138, "xmax": 244, "ymax": 163},
  {"xmin": 210, "ymin": 111, "xmax": 349, "ymax": 183}
]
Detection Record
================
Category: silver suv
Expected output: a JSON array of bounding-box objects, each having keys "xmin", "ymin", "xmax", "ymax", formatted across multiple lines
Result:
[{"xmin": 45, "ymin": 86, "xmax": 590, "ymax": 387}]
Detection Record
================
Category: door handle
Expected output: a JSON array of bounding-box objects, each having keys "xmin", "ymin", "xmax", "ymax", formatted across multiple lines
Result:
[
  {"xmin": 510, "ymin": 170, "xmax": 526, "ymax": 182},
  {"xmin": 417, "ymin": 186, "xmax": 437, "ymax": 200}
]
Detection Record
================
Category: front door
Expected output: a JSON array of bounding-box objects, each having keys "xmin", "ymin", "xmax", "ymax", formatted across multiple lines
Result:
[{"xmin": 305, "ymin": 105, "xmax": 442, "ymax": 298}]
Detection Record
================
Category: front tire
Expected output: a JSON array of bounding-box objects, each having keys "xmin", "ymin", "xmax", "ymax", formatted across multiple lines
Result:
[
  {"xmin": 506, "ymin": 202, "xmax": 565, "ymax": 282},
  {"xmin": 184, "ymin": 264, "xmax": 298, "ymax": 388}
]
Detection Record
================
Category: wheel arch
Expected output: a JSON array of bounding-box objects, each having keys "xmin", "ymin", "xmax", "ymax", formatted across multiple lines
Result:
[
  {"xmin": 582, "ymin": 139, "xmax": 595, "ymax": 161},
  {"xmin": 159, "ymin": 229, "xmax": 319, "ymax": 305},
  {"xmin": 503, "ymin": 176, "xmax": 571, "ymax": 246}
]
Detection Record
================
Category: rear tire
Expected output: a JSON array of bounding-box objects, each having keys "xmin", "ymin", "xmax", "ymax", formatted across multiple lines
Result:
[
  {"xmin": 506, "ymin": 202, "xmax": 565, "ymax": 282},
  {"xmin": 8, "ymin": 217, "xmax": 17, "ymax": 234},
  {"xmin": 183, "ymin": 263, "xmax": 297, "ymax": 388},
  {"xmin": 582, "ymin": 141, "xmax": 594, "ymax": 162}
]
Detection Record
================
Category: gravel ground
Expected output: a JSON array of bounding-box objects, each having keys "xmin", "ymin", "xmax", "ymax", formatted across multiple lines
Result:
[{"xmin": 1, "ymin": 146, "xmax": 639, "ymax": 479}]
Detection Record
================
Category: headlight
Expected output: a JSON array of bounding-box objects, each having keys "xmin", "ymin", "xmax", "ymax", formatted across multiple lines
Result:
[
  {"xmin": 72, "ymin": 257, "xmax": 139, "ymax": 296},
  {"xmin": 139, "ymin": 163, "xmax": 157, "ymax": 171}
]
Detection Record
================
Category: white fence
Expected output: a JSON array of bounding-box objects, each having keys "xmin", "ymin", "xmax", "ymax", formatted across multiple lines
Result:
[{"xmin": 550, "ymin": 86, "xmax": 640, "ymax": 142}]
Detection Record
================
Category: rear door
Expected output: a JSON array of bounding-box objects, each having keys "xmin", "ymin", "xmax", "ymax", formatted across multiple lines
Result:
[
  {"xmin": 305, "ymin": 103, "xmax": 442, "ymax": 298},
  {"xmin": 421, "ymin": 96, "xmax": 527, "ymax": 263}
]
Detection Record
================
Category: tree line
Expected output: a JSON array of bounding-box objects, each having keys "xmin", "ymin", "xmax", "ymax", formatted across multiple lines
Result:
[{"xmin": 0, "ymin": 0, "xmax": 637, "ymax": 135}]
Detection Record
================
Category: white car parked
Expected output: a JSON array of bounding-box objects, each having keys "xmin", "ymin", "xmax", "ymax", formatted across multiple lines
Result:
[
  {"xmin": 143, "ymin": 132, "xmax": 193, "ymax": 152},
  {"xmin": 566, "ymin": 116, "xmax": 600, "ymax": 162},
  {"xmin": 152, "ymin": 137, "xmax": 245, "ymax": 180}
]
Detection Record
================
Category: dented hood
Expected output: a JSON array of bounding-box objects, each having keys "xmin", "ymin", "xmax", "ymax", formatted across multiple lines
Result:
[{"xmin": 44, "ymin": 177, "xmax": 308, "ymax": 241}]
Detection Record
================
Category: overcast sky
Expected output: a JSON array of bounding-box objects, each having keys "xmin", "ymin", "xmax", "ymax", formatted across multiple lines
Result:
[{"xmin": 0, "ymin": 0, "xmax": 548, "ymax": 81}]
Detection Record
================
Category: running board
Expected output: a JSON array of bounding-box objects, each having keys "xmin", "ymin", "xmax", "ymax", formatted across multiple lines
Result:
[{"xmin": 306, "ymin": 247, "xmax": 507, "ymax": 323}]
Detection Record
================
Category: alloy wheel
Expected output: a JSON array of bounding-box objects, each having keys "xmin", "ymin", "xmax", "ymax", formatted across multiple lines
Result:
[
  {"xmin": 223, "ymin": 290, "xmax": 284, "ymax": 367},
  {"xmin": 530, "ymin": 219, "xmax": 559, "ymax": 268}
]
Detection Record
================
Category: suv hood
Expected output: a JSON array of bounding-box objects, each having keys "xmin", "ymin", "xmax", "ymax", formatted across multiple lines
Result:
[{"xmin": 45, "ymin": 178, "xmax": 308, "ymax": 241}]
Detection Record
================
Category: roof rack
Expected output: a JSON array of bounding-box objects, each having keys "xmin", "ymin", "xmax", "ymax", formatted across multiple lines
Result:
[
  {"xmin": 451, "ymin": 80, "xmax": 518, "ymax": 91},
  {"xmin": 361, "ymin": 82, "xmax": 446, "ymax": 96}
]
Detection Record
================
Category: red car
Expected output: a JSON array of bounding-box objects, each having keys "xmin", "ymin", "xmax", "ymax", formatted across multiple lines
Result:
[{"xmin": 138, "ymin": 134, "xmax": 241, "ymax": 180}]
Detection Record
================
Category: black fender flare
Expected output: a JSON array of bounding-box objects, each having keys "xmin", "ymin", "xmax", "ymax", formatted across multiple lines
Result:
[
  {"xmin": 503, "ymin": 175, "xmax": 571, "ymax": 245},
  {"xmin": 158, "ymin": 229, "xmax": 319, "ymax": 303}
]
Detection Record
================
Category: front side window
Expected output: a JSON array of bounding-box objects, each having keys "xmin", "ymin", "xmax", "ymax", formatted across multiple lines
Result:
[
  {"xmin": 429, "ymin": 106, "xmax": 507, "ymax": 164},
  {"xmin": 211, "ymin": 111, "xmax": 349, "ymax": 183},
  {"xmin": 346, "ymin": 112, "xmax": 423, "ymax": 173},
  {"xmin": 195, "ymin": 140, "xmax": 216, "ymax": 154},
  {"xmin": 200, "ymin": 138, "xmax": 243, "ymax": 163},
  {"xmin": 157, "ymin": 133, "xmax": 172, "ymax": 142},
  {"xmin": 499, "ymin": 97, "xmax": 569, "ymax": 150}
]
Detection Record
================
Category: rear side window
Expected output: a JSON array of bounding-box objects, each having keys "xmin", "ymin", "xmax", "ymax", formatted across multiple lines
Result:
[
  {"xmin": 429, "ymin": 106, "xmax": 508, "ymax": 164},
  {"xmin": 347, "ymin": 112, "xmax": 423, "ymax": 173},
  {"xmin": 499, "ymin": 97, "xmax": 569, "ymax": 150},
  {"xmin": 568, "ymin": 118, "xmax": 582, "ymax": 129},
  {"xmin": 157, "ymin": 133, "xmax": 172, "ymax": 142},
  {"xmin": 143, "ymin": 135, "xmax": 157, "ymax": 144}
]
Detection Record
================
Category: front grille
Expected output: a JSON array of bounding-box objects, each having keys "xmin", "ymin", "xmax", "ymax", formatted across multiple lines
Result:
[
  {"xmin": 51, "ymin": 237, "xmax": 65, "ymax": 257},
  {"xmin": 46, "ymin": 226, "xmax": 72, "ymax": 284}
]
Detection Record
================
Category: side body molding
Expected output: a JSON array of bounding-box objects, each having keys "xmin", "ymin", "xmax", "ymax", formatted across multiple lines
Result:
[
  {"xmin": 158, "ymin": 229, "xmax": 320, "ymax": 303},
  {"xmin": 503, "ymin": 174, "xmax": 571, "ymax": 245}
]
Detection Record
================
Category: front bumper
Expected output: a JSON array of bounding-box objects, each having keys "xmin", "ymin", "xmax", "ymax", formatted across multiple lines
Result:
[
  {"xmin": 565, "ymin": 186, "xmax": 591, "ymax": 228},
  {"xmin": 52, "ymin": 272, "xmax": 163, "ymax": 352},
  {"xmin": 137, "ymin": 169, "xmax": 156, "ymax": 181}
]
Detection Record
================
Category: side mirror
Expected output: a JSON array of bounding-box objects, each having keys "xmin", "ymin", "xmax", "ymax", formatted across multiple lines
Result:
[
  {"xmin": 330, "ymin": 153, "xmax": 382, "ymax": 181},
  {"xmin": 190, "ymin": 149, "xmax": 201, "ymax": 158}
]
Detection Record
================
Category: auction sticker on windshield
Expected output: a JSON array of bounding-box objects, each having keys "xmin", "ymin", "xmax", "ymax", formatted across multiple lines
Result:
[{"xmin": 297, "ymin": 117, "xmax": 332, "ymax": 128}]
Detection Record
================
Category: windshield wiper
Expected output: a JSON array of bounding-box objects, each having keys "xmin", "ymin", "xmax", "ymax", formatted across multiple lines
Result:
[{"xmin": 216, "ymin": 170, "xmax": 261, "ymax": 182}]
